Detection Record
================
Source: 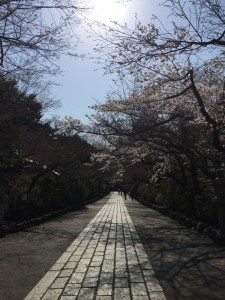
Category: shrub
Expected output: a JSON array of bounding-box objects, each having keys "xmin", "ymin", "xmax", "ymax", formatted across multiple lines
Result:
[{"xmin": 133, "ymin": 176, "xmax": 218, "ymax": 226}]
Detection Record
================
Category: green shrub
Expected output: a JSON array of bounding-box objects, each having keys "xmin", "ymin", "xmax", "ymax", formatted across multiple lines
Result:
[{"xmin": 133, "ymin": 176, "xmax": 218, "ymax": 226}]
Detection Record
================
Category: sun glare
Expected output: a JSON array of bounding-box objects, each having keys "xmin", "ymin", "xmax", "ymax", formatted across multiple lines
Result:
[{"xmin": 88, "ymin": 0, "xmax": 127, "ymax": 24}]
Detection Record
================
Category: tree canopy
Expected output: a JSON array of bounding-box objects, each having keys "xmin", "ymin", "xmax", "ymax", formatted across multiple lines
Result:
[
  {"xmin": 0, "ymin": 0, "xmax": 88, "ymax": 92},
  {"xmin": 72, "ymin": 0, "xmax": 225, "ymax": 191}
]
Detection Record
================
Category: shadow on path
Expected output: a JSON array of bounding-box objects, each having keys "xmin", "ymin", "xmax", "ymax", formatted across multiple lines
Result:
[
  {"xmin": 0, "ymin": 196, "xmax": 110, "ymax": 300},
  {"xmin": 125, "ymin": 198, "xmax": 225, "ymax": 300}
]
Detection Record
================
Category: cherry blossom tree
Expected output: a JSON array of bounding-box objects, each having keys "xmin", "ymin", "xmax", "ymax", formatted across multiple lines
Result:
[
  {"xmin": 0, "ymin": 0, "xmax": 88, "ymax": 90},
  {"xmin": 74, "ymin": 65, "xmax": 221, "ymax": 193},
  {"xmin": 87, "ymin": 0, "xmax": 225, "ymax": 155},
  {"xmin": 91, "ymin": 0, "xmax": 224, "ymax": 72},
  {"xmin": 53, "ymin": 0, "xmax": 224, "ymax": 193}
]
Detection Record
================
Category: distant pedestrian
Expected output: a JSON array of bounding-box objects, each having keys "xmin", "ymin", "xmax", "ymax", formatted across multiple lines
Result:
[
  {"xmin": 129, "ymin": 188, "xmax": 134, "ymax": 200},
  {"xmin": 123, "ymin": 189, "xmax": 127, "ymax": 200}
]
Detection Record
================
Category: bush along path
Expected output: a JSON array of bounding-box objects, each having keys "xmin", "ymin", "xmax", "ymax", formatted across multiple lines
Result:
[{"xmin": 0, "ymin": 192, "xmax": 109, "ymax": 238}]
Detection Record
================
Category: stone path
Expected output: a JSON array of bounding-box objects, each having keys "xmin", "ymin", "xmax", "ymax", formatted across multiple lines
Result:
[{"xmin": 24, "ymin": 192, "xmax": 166, "ymax": 300}]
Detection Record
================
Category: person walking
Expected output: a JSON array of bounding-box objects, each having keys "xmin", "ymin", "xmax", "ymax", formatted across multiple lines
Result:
[{"xmin": 123, "ymin": 188, "xmax": 127, "ymax": 200}]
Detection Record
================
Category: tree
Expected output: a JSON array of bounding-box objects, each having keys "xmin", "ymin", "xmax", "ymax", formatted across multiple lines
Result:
[
  {"xmin": 0, "ymin": 0, "xmax": 87, "ymax": 90},
  {"xmin": 91, "ymin": 0, "xmax": 224, "ymax": 71},
  {"xmin": 71, "ymin": 65, "xmax": 223, "ymax": 197},
  {"xmin": 0, "ymin": 77, "xmax": 111, "ymax": 222},
  {"xmin": 88, "ymin": 0, "xmax": 225, "ymax": 154}
]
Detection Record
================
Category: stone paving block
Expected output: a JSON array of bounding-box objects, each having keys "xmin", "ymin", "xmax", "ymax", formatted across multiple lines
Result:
[
  {"xmin": 66, "ymin": 246, "xmax": 78, "ymax": 253},
  {"xmin": 92, "ymin": 255, "xmax": 104, "ymax": 262},
  {"xmin": 138, "ymin": 256, "xmax": 150, "ymax": 264},
  {"xmin": 81, "ymin": 233, "xmax": 93, "ymax": 240},
  {"xmin": 85, "ymin": 249, "xmax": 95, "ymax": 254},
  {"xmin": 93, "ymin": 234, "xmax": 100, "ymax": 240},
  {"xmin": 60, "ymin": 296, "xmax": 74, "ymax": 300},
  {"xmin": 55, "ymin": 252, "xmax": 72, "ymax": 264},
  {"xmin": 129, "ymin": 272, "xmax": 144, "ymax": 283},
  {"xmin": 105, "ymin": 246, "xmax": 115, "ymax": 252},
  {"xmin": 117, "ymin": 239, "xmax": 124, "ymax": 244},
  {"xmin": 124, "ymin": 232, "xmax": 131, "ymax": 236},
  {"xmin": 97, "ymin": 283, "xmax": 112, "ymax": 296},
  {"xmin": 134, "ymin": 242, "xmax": 145, "ymax": 249},
  {"xmin": 101, "ymin": 261, "xmax": 114, "ymax": 272},
  {"xmin": 77, "ymin": 246, "xmax": 86, "ymax": 251},
  {"xmin": 117, "ymin": 236, "xmax": 124, "ymax": 241},
  {"xmin": 58, "ymin": 269, "xmax": 73, "ymax": 278},
  {"xmin": 79, "ymin": 258, "xmax": 91, "ymax": 266},
  {"xmin": 42, "ymin": 289, "xmax": 62, "ymax": 300},
  {"xmin": 68, "ymin": 255, "xmax": 80, "ymax": 262},
  {"xmin": 71, "ymin": 240, "xmax": 82, "ymax": 246},
  {"xmin": 116, "ymin": 245, "xmax": 125, "ymax": 250},
  {"xmin": 116, "ymin": 249, "xmax": 126, "ymax": 255},
  {"xmin": 150, "ymin": 291, "xmax": 167, "ymax": 300},
  {"xmin": 100, "ymin": 272, "xmax": 113, "ymax": 283},
  {"xmin": 132, "ymin": 236, "xmax": 140, "ymax": 242},
  {"xmin": 127, "ymin": 252, "xmax": 137, "ymax": 258},
  {"xmin": 108, "ymin": 234, "xmax": 116, "ymax": 239},
  {"xmin": 90, "ymin": 261, "xmax": 102, "ymax": 267},
  {"xmin": 141, "ymin": 262, "xmax": 154, "ymax": 270},
  {"xmin": 116, "ymin": 258, "xmax": 126, "ymax": 266},
  {"xmin": 80, "ymin": 241, "xmax": 89, "ymax": 247},
  {"xmin": 126, "ymin": 254, "xmax": 137, "ymax": 259},
  {"xmin": 63, "ymin": 283, "xmax": 81, "ymax": 296},
  {"xmin": 115, "ymin": 278, "xmax": 129, "ymax": 288},
  {"xmin": 100, "ymin": 234, "xmax": 108, "ymax": 239},
  {"xmin": 132, "ymin": 296, "xmax": 150, "ymax": 300},
  {"xmin": 95, "ymin": 296, "xmax": 112, "ymax": 300},
  {"xmin": 143, "ymin": 269, "xmax": 155, "ymax": 276},
  {"xmin": 101, "ymin": 264, "xmax": 115, "ymax": 273},
  {"xmin": 125, "ymin": 241, "xmax": 133, "ymax": 246},
  {"xmin": 77, "ymin": 288, "xmax": 95, "ymax": 300},
  {"xmin": 131, "ymin": 282, "xmax": 148, "ymax": 296},
  {"xmin": 127, "ymin": 258, "xmax": 139, "ymax": 265},
  {"xmin": 126, "ymin": 244, "xmax": 136, "ymax": 250},
  {"xmin": 95, "ymin": 250, "xmax": 104, "ymax": 255},
  {"xmin": 71, "ymin": 239, "xmax": 82, "ymax": 245},
  {"xmin": 73, "ymin": 250, "xmax": 85, "ymax": 256},
  {"xmin": 63, "ymin": 261, "xmax": 78, "ymax": 269},
  {"xmin": 86, "ymin": 266, "xmax": 101, "ymax": 277},
  {"xmin": 128, "ymin": 265, "xmax": 141, "ymax": 273},
  {"xmin": 145, "ymin": 276, "xmax": 163, "ymax": 292},
  {"xmin": 115, "ymin": 268, "xmax": 128, "ymax": 278},
  {"xmin": 82, "ymin": 253, "xmax": 93, "ymax": 259},
  {"xmin": 116, "ymin": 255, "xmax": 126, "ymax": 261},
  {"xmin": 51, "ymin": 277, "xmax": 68, "ymax": 289},
  {"xmin": 88, "ymin": 243, "xmax": 98, "ymax": 249},
  {"xmin": 98, "ymin": 244, "xmax": 107, "ymax": 249},
  {"xmin": 115, "ymin": 260, "xmax": 127, "ymax": 268},
  {"xmin": 114, "ymin": 288, "xmax": 131, "ymax": 300},
  {"xmin": 108, "ymin": 237, "xmax": 116, "ymax": 242},
  {"xmin": 50, "ymin": 263, "xmax": 64, "ymax": 271},
  {"xmin": 69, "ymin": 272, "xmax": 85, "ymax": 284},
  {"xmin": 75, "ymin": 265, "xmax": 88, "ymax": 273},
  {"xmin": 104, "ymin": 254, "xmax": 114, "ymax": 260},
  {"xmin": 82, "ymin": 277, "xmax": 99, "ymax": 287},
  {"xmin": 125, "ymin": 244, "xmax": 136, "ymax": 255},
  {"xmin": 96, "ymin": 245, "xmax": 105, "ymax": 252}
]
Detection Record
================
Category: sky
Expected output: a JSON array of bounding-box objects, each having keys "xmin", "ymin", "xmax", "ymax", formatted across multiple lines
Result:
[{"xmin": 45, "ymin": 0, "xmax": 169, "ymax": 123}]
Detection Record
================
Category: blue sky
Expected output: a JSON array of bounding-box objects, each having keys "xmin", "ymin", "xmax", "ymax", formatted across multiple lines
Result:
[{"xmin": 45, "ymin": 0, "xmax": 169, "ymax": 123}]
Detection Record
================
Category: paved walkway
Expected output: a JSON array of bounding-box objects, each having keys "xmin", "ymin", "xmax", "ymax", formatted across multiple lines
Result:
[{"xmin": 24, "ymin": 192, "xmax": 166, "ymax": 300}]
